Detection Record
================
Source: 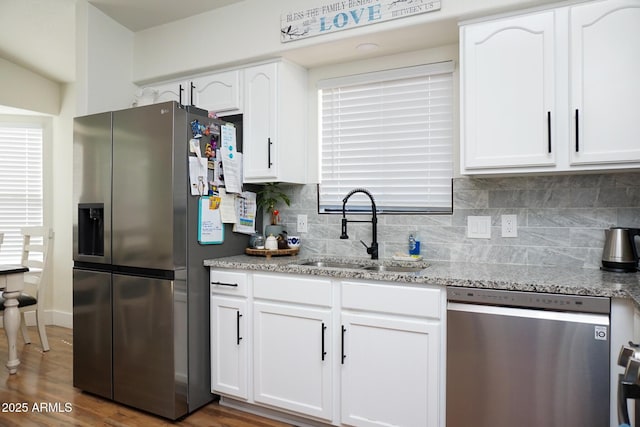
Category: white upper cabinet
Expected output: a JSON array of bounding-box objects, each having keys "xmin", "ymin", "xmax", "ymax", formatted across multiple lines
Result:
[
  {"xmin": 461, "ymin": 10, "xmax": 557, "ymax": 171},
  {"xmin": 242, "ymin": 60, "xmax": 308, "ymax": 184},
  {"xmin": 569, "ymin": 0, "xmax": 640, "ymax": 166},
  {"xmin": 461, "ymin": 0, "xmax": 640, "ymax": 175},
  {"xmin": 135, "ymin": 80, "xmax": 188, "ymax": 106},
  {"xmin": 134, "ymin": 60, "xmax": 309, "ymax": 183},
  {"xmin": 190, "ymin": 70, "xmax": 242, "ymax": 115},
  {"xmin": 137, "ymin": 70, "xmax": 242, "ymax": 114}
]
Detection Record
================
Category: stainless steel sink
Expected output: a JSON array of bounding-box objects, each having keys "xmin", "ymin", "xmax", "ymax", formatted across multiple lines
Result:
[
  {"xmin": 362, "ymin": 265, "xmax": 425, "ymax": 273},
  {"xmin": 299, "ymin": 261, "xmax": 364, "ymax": 269}
]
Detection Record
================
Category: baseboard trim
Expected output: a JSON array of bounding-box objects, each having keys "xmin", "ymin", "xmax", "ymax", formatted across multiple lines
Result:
[
  {"xmin": 51, "ymin": 310, "xmax": 72, "ymax": 328},
  {"xmin": 220, "ymin": 397, "xmax": 334, "ymax": 427},
  {"xmin": 0, "ymin": 309, "xmax": 72, "ymax": 329}
]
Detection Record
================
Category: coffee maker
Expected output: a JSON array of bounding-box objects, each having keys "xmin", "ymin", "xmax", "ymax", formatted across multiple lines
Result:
[{"xmin": 602, "ymin": 227, "xmax": 640, "ymax": 273}]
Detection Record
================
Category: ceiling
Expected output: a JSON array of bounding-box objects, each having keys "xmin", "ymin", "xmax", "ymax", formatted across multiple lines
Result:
[
  {"xmin": 0, "ymin": 0, "xmax": 245, "ymax": 85},
  {"xmin": 88, "ymin": 0, "xmax": 246, "ymax": 31}
]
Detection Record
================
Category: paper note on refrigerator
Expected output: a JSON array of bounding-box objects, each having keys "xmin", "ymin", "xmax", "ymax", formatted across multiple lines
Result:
[
  {"xmin": 189, "ymin": 156, "xmax": 208, "ymax": 196},
  {"xmin": 220, "ymin": 124, "xmax": 243, "ymax": 194},
  {"xmin": 232, "ymin": 191, "xmax": 257, "ymax": 235},
  {"xmin": 219, "ymin": 188, "xmax": 239, "ymax": 223}
]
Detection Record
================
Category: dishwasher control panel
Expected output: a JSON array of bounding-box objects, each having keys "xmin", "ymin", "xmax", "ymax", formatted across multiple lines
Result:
[{"xmin": 447, "ymin": 287, "xmax": 610, "ymax": 314}]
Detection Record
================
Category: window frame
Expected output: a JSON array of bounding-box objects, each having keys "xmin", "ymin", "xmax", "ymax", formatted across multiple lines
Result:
[{"xmin": 316, "ymin": 61, "xmax": 455, "ymax": 215}]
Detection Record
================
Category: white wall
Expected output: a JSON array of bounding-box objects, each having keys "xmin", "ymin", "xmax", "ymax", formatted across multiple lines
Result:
[
  {"xmin": 50, "ymin": 82, "xmax": 75, "ymax": 328},
  {"xmin": 132, "ymin": 0, "xmax": 556, "ymax": 83},
  {"xmin": 76, "ymin": 2, "xmax": 137, "ymax": 115},
  {"xmin": 0, "ymin": 57, "xmax": 60, "ymax": 115}
]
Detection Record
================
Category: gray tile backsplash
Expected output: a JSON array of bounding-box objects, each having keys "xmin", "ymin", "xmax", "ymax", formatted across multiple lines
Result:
[{"xmin": 276, "ymin": 172, "xmax": 640, "ymax": 269}]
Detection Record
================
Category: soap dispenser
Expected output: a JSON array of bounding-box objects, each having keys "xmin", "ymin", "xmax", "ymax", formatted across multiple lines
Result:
[{"xmin": 409, "ymin": 234, "xmax": 421, "ymax": 256}]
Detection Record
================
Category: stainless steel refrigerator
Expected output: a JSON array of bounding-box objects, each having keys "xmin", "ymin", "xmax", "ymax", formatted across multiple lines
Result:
[{"xmin": 72, "ymin": 102, "xmax": 250, "ymax": 419}]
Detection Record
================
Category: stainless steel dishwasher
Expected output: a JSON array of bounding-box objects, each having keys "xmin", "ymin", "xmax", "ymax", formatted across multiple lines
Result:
[{"xmin": 447, "ymin": 287, "xmax": 610, "ymax": 427}]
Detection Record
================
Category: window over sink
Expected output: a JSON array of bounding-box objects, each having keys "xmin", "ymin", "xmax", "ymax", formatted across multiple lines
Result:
[{"xmin": 317, "ymin": 61, "xmax": 454, "ymax": 214}]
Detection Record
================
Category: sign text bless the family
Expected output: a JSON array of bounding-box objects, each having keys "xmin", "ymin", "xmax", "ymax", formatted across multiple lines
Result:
[{"xmin": 281, "ymin": 0, "xmax": 441, "ymax": 42}]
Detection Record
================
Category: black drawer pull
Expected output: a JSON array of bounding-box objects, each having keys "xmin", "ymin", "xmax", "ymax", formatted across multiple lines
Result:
[
  {"xmin": 321, "ymin": 323, "xmax": 327, "ymax": 361},
  {"xmin": 547, "ymin": 111, "xmax": 552, "ymax": 153},
  {"xmin": 211, "ymin": 281, "xmax": 238, "ymax": 287},
  {"xmin": 575, "ymin": 109, "xmax": 580, "ymax": 152},
  {"xmin": 341, "ymin": 326, "xmax": 346, "ymax": 364},
  {"xmin": 236, "ymin": 311, "xmax": 243, "ymax": 345}
]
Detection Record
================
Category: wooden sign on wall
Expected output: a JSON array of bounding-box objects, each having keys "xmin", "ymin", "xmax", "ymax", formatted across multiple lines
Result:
[{"xmin": 281, "ymin": 0, "xmax": 441, "ymax": 42}]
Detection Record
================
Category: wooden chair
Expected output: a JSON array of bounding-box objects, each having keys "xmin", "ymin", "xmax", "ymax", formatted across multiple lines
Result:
[{"xmin": 0, "ymin": 226, "xmax": 54, "ymax": 352}]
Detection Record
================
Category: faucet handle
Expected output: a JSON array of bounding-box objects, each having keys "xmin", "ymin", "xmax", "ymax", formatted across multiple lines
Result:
[
  {"xmin": 340, "ymin": 218, "xmax": 349, "ymax": 239},
  {"xmin": 360, "ymin": 240, "xmax": 379, "ymax": 259}
]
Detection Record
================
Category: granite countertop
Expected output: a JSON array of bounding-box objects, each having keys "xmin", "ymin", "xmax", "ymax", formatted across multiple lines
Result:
[{"xmin": 204, "ymin": 255, "xmax": 640, "ymax": 306}]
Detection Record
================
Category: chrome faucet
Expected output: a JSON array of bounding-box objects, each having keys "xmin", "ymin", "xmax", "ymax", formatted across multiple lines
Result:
[{"xmin": 340, "ymin": 188, "xmax": 378, "ymax": 260}]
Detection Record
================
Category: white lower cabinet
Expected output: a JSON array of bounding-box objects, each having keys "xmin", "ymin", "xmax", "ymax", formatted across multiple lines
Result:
[
  {"xmin": 210, "ymin": 269, "xmax": 249, "ymax": 400},
  {"xmin": 252, "ymin": 273, "xmax": 333, "ymax": 421},
  {"xmin": 341, "ymin": 281, "xmax": 442, "ymax": 427},
  {"xmin": 341, "ymin": 313, "xmax": 439, "ymax": 427},
  {"xmin": 211, "ymin": 296, "xmax": 248, "ymax": 400},
  {"xmin": 253, "ymin": 301, "xmax": 332, "ymax": 420},
  {"xmin": 209, "ymin": 268, "xmax": 444, "ymax": 426}
]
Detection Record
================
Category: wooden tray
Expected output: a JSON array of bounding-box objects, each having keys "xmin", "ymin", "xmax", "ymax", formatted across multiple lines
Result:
[{"xmin": 245, "ymin": 247, "xmax": 299, "ymax": 259}]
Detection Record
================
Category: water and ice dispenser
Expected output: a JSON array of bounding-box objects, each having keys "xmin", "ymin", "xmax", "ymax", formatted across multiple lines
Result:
[{"xmin": 78, "ymin": 203, "xmax": 104, "ymax": 256}]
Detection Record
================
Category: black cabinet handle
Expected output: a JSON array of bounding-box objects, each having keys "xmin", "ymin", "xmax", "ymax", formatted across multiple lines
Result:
[
  {"xmin": 321, "ymin": 323, "xmax": 327, "ymax": 361},
  {"xmin": 547, "ymin": 111, "xmax": 552, "ymax": 153},
  {"xmin": 341, "ymin": 325, "xmax": 346, "ymax": 364},
  {"xmin": 179, "ymin": 84, "xmax": 184, "ymax": 106},
  {"xmin": 575, "ymin": 109, "xmax": 580, "ymax": 152},
  {"xmin": 267, "ymin": 138, "xmax": 273, "ymax": 168},
  {"xmin": 211, "ymin": 281, "xmax": 238, "ymax": 287},
  {"xmin": 236, "ymin": 311, "xmax": 243, "ymax": 345},
  {"xmin": 190, "ymin": 82, "xmax": 195, "ymax": 106}
]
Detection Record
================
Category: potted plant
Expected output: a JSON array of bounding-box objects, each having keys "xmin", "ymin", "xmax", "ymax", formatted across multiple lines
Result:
[{"xmin": 257, "ymin": 182, "xmax": 291, "ymax": 238}]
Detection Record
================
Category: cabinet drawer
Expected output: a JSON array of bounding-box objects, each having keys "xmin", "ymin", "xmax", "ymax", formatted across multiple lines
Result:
[
  {"xmin": 253, "ymin": 273, "xmax": 332, "ymax": 307},
  {"xmin": 210, "ymin": 269, "xmax": 248, "ymax": 297},
  {"xmin": 342, "ymin": 281, "xmax": 442, "ymax": 319}
]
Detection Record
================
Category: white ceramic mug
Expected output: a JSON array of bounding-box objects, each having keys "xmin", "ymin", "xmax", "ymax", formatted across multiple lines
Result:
[{"xmin": 287, "ymin": 235, "xmax": 301, "ymax": 248}]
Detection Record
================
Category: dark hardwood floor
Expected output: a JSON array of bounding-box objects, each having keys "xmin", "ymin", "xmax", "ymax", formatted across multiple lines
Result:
[{"xmin": 0, "ymin": 326, "xmax": 291, "ymax": 426}]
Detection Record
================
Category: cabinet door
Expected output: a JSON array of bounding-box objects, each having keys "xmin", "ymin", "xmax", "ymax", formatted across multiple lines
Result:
[
  {"xmin": 243, "ymin": 63, "xmax": 278, "ymax": 181},
  {"xmin": 211, "ymin": 296, "xmax": 248, "ymax": 399},
  {"xmin": 462, "ymin": 10, "xmax": 556, "ymax": 171},
  {"xmin": 569, "ymin": 0, "xmax": 640, "ymax": 165},
  {"xmin": 253, "ymin": 301, "xmax": 332, "ymax": 420},
  {"xmin": 135, "ymin": 81, "xmax": 187, "ymax": 106},
  {"xmin": 191, "ymin": 70, "xmax": 242, "ymax": 114},
  {"xmin": 341, "ymin": 312, "xmax": 440, "ymax": 427}
]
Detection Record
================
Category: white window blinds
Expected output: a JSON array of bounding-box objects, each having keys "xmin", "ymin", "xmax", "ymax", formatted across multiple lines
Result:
[
  {"xmin": 318, "ymin": 61, "xmax": 454, "ymax": 213},
  {"xmin": 0, "ymin": 122, "xmax": 43, "ymax": 264}
]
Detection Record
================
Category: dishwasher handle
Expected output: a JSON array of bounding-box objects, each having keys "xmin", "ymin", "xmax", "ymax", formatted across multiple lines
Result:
[{"xmin": 447, "ymin": 302, "xmax": 610, "ymax": 326}]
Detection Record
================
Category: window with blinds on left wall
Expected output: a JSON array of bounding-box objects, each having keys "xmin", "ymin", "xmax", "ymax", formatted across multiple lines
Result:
[{"xmin": 0, "ymin": 121, "xmax": 43, "ymax": 264}]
